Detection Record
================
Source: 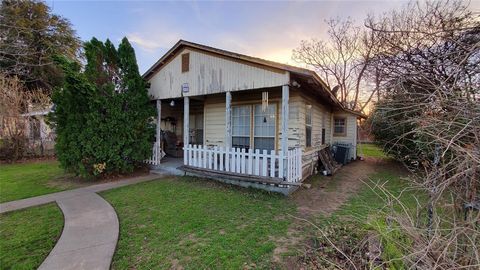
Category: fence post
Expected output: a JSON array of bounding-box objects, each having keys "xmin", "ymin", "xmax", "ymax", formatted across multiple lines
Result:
[
  {"xmin": 270, "ymin": 150, "xmax": 276, "ymax": 178},
  {"xmin": 241, "ymin": 148, "xmax": 246, "ymax": 174},
  {"xmin": 247, "ymin": 149, "xmax": 253, "ymax": 175},
  {"xmin": 219, "ymin": 147, "xmax": 224, "ymax": 171}
]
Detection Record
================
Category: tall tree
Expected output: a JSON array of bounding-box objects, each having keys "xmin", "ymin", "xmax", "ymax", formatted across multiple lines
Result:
[
  {"xmin": 0, "ymin": 0, "xmax": 81, "ymax": 93},
  {"xmin": 50, "ymin": 37, "xmax": 155, "ymax": 177},
  {"xmin": 293, "ymin": 18, "xmax": 379, "ymax": 111}
]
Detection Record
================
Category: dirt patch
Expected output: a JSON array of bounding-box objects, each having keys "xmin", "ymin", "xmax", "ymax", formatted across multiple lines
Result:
[
  {"xmin": 178, "ymin": 233, "xmax": 200, "ymax": 246},
  {"xmin": 272, "ymin": 158, "xmax": 405, "ymax": 269},
  {"xmin": 292, "ymin": 158, "xmax": 386, "ymax": 217},
  {"xmin": 170, "ymin": 258, "xmax": 184, "ymax": 270},
  {"xmin": 271, "ymin": 221, "xmax": 306, "ymax": 264}
]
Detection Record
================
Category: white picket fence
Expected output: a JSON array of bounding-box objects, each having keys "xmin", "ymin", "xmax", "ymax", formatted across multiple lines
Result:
[
  {"xmin": 183, "ymin": 145, "xmax": 302, "ymax": 183},
  {"xmin": 145, "ymin": 142, "xmax": 162, "ymax": 165}
]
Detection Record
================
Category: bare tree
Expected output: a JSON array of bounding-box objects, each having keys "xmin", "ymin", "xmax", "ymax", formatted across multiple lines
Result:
[
  {"xmin": 368, "ymin": 0, "xmax": 480, "ymax": 268},
  {"xmin": 0, "ymin": 73, "xmax": 51, "ymax": 160},
  {"xmin": 293, "ymin": 18, "xmax": 378, "ymax": 111}
]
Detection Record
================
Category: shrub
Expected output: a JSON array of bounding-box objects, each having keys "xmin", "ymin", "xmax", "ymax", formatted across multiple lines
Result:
[{"xmin": 49, "ymin": 38, "xmax": 155, "ymax": 177}]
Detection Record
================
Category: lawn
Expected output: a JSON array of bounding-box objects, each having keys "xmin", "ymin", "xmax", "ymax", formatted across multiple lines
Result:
[
  {"xmin": 358, "ymin": 143, "xmax": 388, "ymax": 159},
  {"xmin": 0, "ymin": 161, "xmax": 79, "ymax": 203},
  {"xmin": 303, "ymin": 167, "xmax": 423, "ymax": 269},
  {"xmin": 0, "ymin": 156, "xmax": 417, "ymax": 269},
  {"xmin": 331, "ymin": 170, "xmax": 420, "ymax": 221},
  {"xmin": 0, "ymin": 203, "xmax": 64, "ymax": 270},
  {"xmin": 102, "ymin": 177, "xmax": 295, "ymax": 269}
]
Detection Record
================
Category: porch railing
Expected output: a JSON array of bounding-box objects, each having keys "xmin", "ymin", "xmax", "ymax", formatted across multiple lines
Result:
[
  {"xmin": 145, "ymin": 142, "xmax": 162, "ymax": 166},
  {"xmin": 183, "ymin": 145, "xmax": 302, "ymax": 183}
]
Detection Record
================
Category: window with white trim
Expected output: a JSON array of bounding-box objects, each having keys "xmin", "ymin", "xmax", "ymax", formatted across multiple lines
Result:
[
  {"xmin": 232, "ymin": 105, "xmax": 251, "ymax": 149},
  {"xmin": 254, "ymin": 104, "xmax": 276, "ymax": 151},
  {"xmin": 333, "ymin": 117, "xmax": 347, "ymax": 136},
  {"xmin": 305, "ymin": 105, "xmax": 312, "ymax": 147},
  {"xmin": 231, "ymin": 103, "xmax": 276, "ymax": 151}
]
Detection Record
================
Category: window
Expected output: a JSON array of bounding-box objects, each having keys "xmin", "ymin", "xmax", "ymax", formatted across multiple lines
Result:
[
  {"xmin": 322, "ymin": 128, "xmax": 326, "ymax": 144},
  {"xmin": 254, "ymin": 104, "xmax": 275, "ymax": 151},
  {"xmin": 181, "ymin": 53, "xmax": 189, "ymax": 73},
  {"xmin": 333, "ymin": 117, "xmax": 346, "ymax": 136},
  {"xmin": 231, "ymin": 103, "xmax": 277, "ymax": 151},
  {"xmin": 305, "ymin": 105, "xmax": 312, "ymax": 147},
  {"xmin": 232, "ymin": 105, "xmax": 251, "ymax": 149}
]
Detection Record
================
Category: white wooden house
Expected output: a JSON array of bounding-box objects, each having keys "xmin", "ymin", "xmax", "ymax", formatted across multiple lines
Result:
[{"xmin": 144, "ymin": 40, "xmax": 365, "ymax": 194}]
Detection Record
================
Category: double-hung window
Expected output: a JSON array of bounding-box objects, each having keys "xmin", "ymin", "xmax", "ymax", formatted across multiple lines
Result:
[
  {"xmin": 254, "ymin": 104, "xmax": 275, "ymax": 151},
  {"xmin": 231, "ymin": 104, "xmax": 276, "ymax": 151},
  {"xmin": 333, "ymin": 117, "xmax": 347, "ymax": 136},
  {"xmin": 232, "ymin": 105, "xmax": 251, "ymax": 149},
  {"xmin": 305, "ymin": 105, "xmax": 312, "ymax": 147}
]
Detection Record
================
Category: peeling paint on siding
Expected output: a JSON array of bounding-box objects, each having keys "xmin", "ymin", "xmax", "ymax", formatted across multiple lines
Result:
[{"xmin": 148, "ymin": 48, "xmax": 289, "ymax": 99}]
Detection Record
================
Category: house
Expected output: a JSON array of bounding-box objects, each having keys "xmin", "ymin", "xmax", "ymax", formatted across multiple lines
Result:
[
  {"xmin": 21, "ymin": 104, "xmax": 56, "ymax": 156},
  {"xmin": 144, "ymin": 40, "xmax": 365, "ymax": 194},
  {"xmin": 1, "ymin": 103, "xmax": 55, "ymax": 159}
]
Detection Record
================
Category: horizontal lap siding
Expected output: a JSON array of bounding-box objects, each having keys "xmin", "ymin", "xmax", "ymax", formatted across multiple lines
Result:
[
  {"xmin": 148, "ymin": 48, "xmax": 289, "ymax": 99},
  {"xmin": 287, "ymin": 93, "xmax": 302, "ymax": 149},
  {"xmin": 332, "ymin": 112, "xmax": 358, "ymax": 159},
  {"xmin": 204, "ymin": 89, "xmax": 286, "ymax": 150},
  {"xmin": 289, "ymin": 91, "xmax": 333, "ymax": 151},
  {"xmin": 287, "ymin": 90, "xmax": 336, "ymax": 180},
  {"xmin": 204, "ymin": 95, "xmax": 226, "ymax": 146}
]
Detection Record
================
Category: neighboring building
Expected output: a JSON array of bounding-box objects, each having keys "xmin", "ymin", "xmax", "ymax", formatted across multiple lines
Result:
[
  {"xmin": 21, "ymin": 104, "xmax": 55, "ymax": 156},
  {"xmin": 144, "ymin": 40, "xmax": 365, "ymax": 194}
]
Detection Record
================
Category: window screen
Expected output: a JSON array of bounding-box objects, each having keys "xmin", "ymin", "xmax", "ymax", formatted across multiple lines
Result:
[
  {"xmin": 254, "ymin": 104, "xmax": 276, "ymax": 151},
  {"xmin": 306, "ymin": 105, "xmax": 312, "ymax": 147},
  {"xmin": 334, "ymin": 117, "xmax": 346, "ymax": 136},
  {"xmin": 232, "ymin": 105, "xmax": 251, "ymax": 149}
]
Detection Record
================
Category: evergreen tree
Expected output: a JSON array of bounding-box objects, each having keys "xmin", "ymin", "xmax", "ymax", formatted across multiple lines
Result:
[
  {"xmin": 0, "ymin": 0, "xmax": 81, "ymax": 93},
  {"xmin": 50, "ymin": 37, "xmax": 154, "ymax": 177}
]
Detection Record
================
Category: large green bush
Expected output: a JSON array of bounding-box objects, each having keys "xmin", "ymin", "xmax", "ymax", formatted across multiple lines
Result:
[{"xmin": 49, "ymin": 37, "xmax": 155, "ymax": 177}]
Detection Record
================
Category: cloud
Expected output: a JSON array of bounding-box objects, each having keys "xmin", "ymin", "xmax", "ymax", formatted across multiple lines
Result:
[
  {"xmin": 125, "ymin": 10, "xmax": 184, "ymax": 53},
  {"xmin": 127, "ymin": 33, "xmax": 163, "ymax": 51}
]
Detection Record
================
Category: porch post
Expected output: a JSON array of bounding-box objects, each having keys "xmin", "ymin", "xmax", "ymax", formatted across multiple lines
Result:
[
  {"xmin": 225, "ymin": 91, "xmax": 232, "ymax": 149},
  {"xmin": 183, "ymin": 96, "xmax": 189, "ymax": 165},
  {"xmin": 156, "ymin": 99, "xmax": 162, "ymax": 164},
  {"xmin": 281, "ymin": 85, "xmax": 289, "ymax": 178}
]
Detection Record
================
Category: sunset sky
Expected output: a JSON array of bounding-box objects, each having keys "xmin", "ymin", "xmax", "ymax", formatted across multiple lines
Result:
[{"xmin": 47, "ymin": 0, "xmax": 480, "ymax": 74}]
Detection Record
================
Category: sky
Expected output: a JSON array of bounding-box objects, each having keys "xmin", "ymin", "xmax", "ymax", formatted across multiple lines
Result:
[{"xmin": 47, "ymin": 0, "xmax": 480, "ymax": 74}]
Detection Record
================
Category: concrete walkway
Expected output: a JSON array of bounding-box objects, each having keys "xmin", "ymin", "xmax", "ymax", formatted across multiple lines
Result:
[
  {"xmin": 0, "ymin": 174, "xmax": 159, "ymax": 214},
  {"xmin": 0, "ymin": 173, "xmax": 164, "ymax": 270}
]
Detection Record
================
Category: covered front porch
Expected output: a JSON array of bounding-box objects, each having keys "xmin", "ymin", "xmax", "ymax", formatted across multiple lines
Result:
[{"xmin": 146, "ymin": 85, "xmax": 303, "ymax": 193}]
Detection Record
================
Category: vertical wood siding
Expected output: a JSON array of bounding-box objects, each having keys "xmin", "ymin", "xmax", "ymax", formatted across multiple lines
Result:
[{"xmin": 148, "ymin": 48, "xmax": 289, "ymax": 99}]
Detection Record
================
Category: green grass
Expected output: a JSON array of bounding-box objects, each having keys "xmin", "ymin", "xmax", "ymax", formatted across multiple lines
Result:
[
  {"xmin": 0, "ymin": 204, "xmax": 64, "ymax": 270},
  {"xmin": 102, "ymin": 177, "xmax": 295, "ymax": 269},
  {"xmin": 0, "ymin": 161, "xmax": 72, "ymax": 203},
  {"xmin": 331, "ymin": 170, "xmax": 421, "ymax": 221},
  {"xmin": 311, "ymin": 169, "xmax": 424, "ymax": 269},
  {"xmin": 358, "ymin": 143, "xmax": 388, "ymax": 159}
]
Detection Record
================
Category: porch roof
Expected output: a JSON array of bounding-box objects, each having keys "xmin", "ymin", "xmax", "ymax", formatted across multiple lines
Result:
[{"xmin": 143, "ymin": 39, "xmax": 360, "ymax": 115}]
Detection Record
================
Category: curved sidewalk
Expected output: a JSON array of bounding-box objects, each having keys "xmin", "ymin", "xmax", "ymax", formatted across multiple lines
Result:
[
  {"xmin": 0, "ymin": 173, "xmax": 163, "ymax": 270},
  {"xmin": 39, "ymin": 191, "xmax": 118, "ymax": 270}
]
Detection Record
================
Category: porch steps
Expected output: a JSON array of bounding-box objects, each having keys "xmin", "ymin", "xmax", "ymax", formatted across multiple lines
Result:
[
  {"xmin": 178, "ymin": 165, "xmax": 302, "ymax": 186},
  {"xmin": 150, "ymin": 165, "xmax": 184, "ymax": 176}
]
